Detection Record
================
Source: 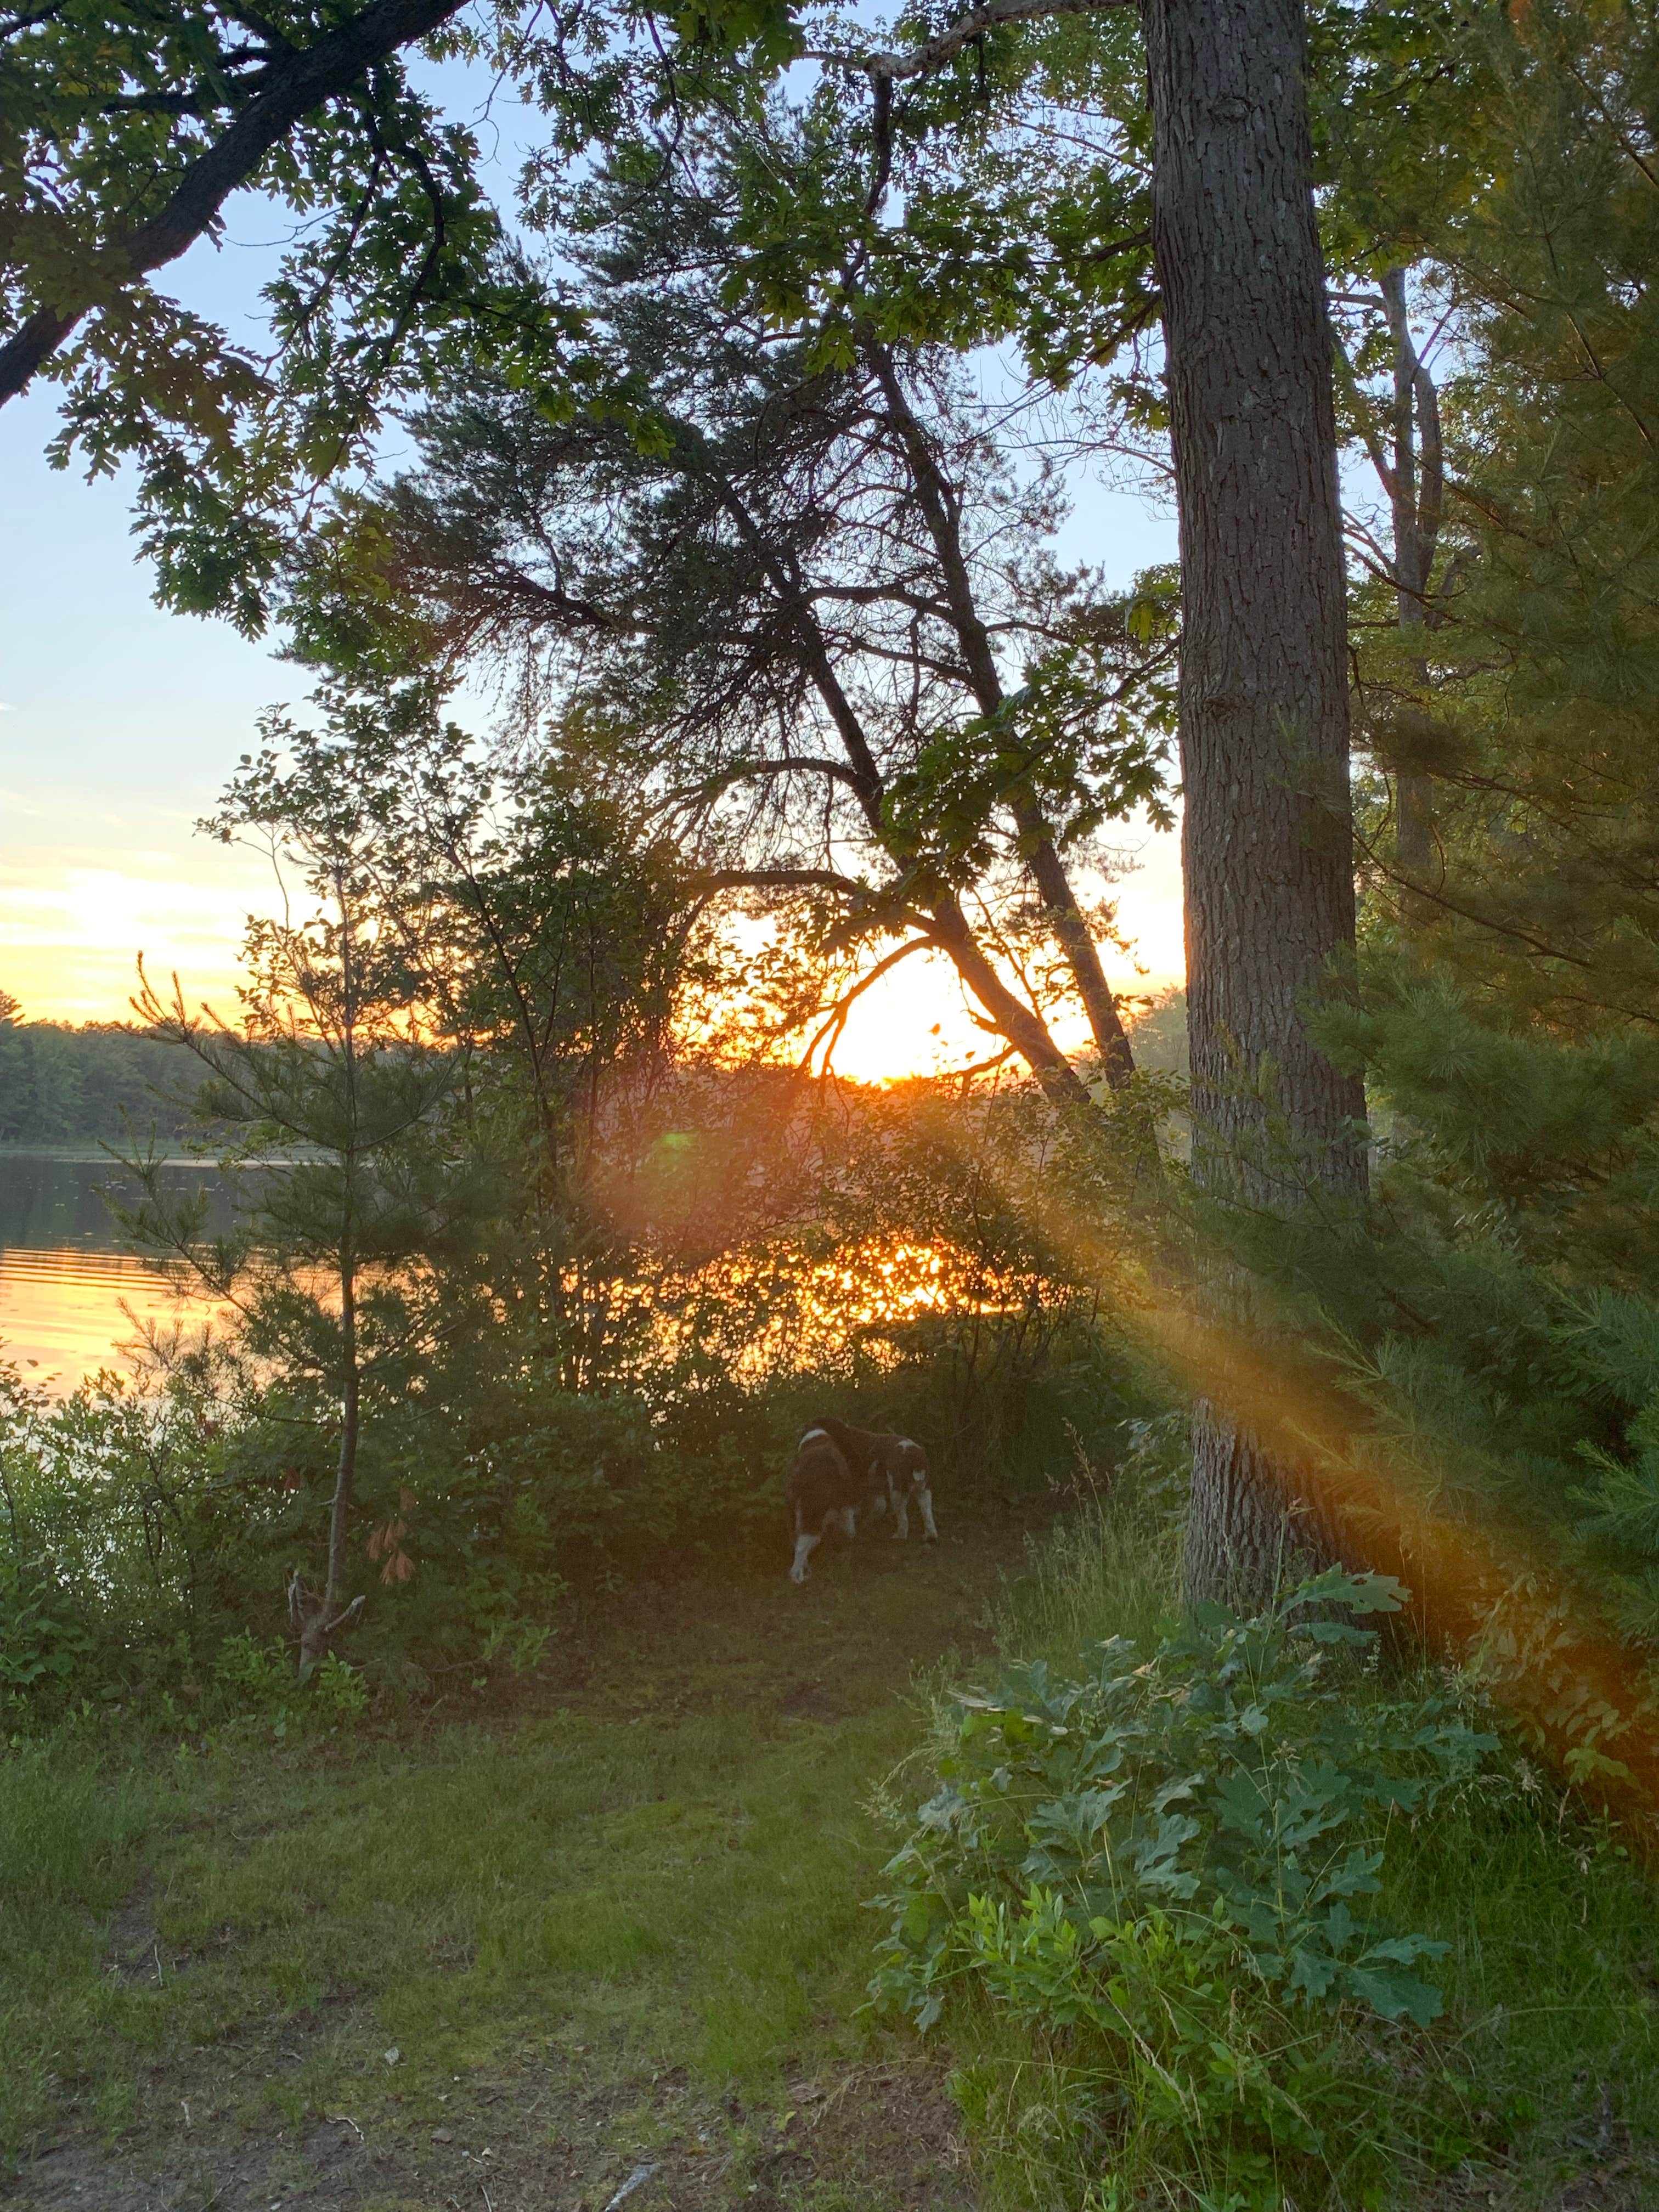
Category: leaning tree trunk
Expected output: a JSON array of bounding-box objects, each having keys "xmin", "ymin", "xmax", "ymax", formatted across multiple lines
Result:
[
  {"xmin": 864, "ymin": 340, "xmax": 1139, "ymax": 1088},
  {"xmin": 1143, "ymin": 0, "xmax": 1369, "ymax": 1605},
  {"xmin": 1380, "ymin": 264, "xmax": 1443, "ymax": 876}
]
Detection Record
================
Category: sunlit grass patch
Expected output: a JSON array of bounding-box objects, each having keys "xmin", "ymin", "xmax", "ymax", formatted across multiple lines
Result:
[{"xmin": 0, "ymin": 1530, "xmax": 1001, "ymax": 2177}]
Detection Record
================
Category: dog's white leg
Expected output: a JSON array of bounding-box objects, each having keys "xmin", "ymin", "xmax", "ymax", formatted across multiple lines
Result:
[
  {"xmin": 891, "ymin": 1492, "xmax": 910, "ymax": 1539},
  {"xmin": 841, "ymin": 1506, "xmax": 858, "ymax": 1539},
  {"xmin": 918, "ymin": 1487, "xmax": 938, "ymax": 1542},
  {"xmin": 791, "ymin": 1531, "xmax": 821, "ymax": 1584}
]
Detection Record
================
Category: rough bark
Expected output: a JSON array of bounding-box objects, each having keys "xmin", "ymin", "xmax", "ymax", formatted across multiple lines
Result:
[{"xmin": 1144, "ymin": 0, "xmax": 1369, "ymax": 1605}]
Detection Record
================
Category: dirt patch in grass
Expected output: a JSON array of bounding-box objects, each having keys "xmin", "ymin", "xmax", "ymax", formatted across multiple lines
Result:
[
  {"xmin": 99, "ymin": 1877, "xmax": 164, "ymax": 1990},
  {"xmin": 13, "ymin": 2051, "xmax": 977, "ymax": 2211}
]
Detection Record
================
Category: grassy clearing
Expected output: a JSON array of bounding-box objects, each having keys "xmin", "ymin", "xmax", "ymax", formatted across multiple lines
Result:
[
  {"xmin": 5, "ymin": 1460, "xmax": 1658, "ymax": 2212},
  {"xmin": 2, "ymin": 1515, "xmax": 1012, "ymax": 2209}
]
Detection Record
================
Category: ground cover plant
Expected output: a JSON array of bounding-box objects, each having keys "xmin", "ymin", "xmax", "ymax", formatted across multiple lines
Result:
[
  {"xmin": 870, "ymin": 1451, "xmax": 1659, "ymax": 2212},
  {"xmin": 874, "ymin": 1570, "xmax": 1491, "ymax": 2207}
]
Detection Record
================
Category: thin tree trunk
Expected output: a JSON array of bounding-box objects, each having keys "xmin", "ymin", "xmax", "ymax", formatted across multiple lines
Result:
[
  {"xmin": 1396, "ymin": 766, "xmax": 1434, "ymax": 875},
  {"xmin": 1380, "ymin": 266, "xmax": 1442, "ymax": 874},
  {"xmin": 299, "ymin": 1257, "xmax": 362, "ymax": 1675},
  {"xmin": 1023, "ymin": 834, "xmax": 1138, "ymax": 1088},
  {"xmin": 300, "ymin": 923, "xmax": 365, "ymax": 1679},
  {"xmin": 326, "ymin": 1265, "xmax": 362, "ymax": 1614},
  {"xmin": 1144, "ymin": 0, "xmax": 1369, "ymax": 1606},
  {"xmin": 865, "ymin": 340, "xmax": 1139, "ymax": 1086},
  {"xmin": 747, "ymin": 504, "xmax": 1097, "ymax": 1105},
  {"xmin": 671, "ymin": 426, "xmax": 1101, "ymax": 1103},
  {"xmin": 926, "ymin": 893, "xmax": 1095, "ymax": 1103}
]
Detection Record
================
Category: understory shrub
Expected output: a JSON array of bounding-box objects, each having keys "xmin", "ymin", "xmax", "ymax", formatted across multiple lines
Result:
[
  {"xmin": 871, "ymin": 1568, "xmax": 1497, "ymax": 2209},
  {"xmin": 0, "ymin": 1307, "xmax": 1146, "ymax": 1723},
  {"xmin": 209, "ymin": 1633, "xmax": 370, "ymax": 1737}
]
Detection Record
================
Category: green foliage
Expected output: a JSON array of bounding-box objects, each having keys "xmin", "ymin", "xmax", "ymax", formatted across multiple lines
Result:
[
  {"xmin": 210, "ymin": 1633, "xmax": 369, "ymax": 1737},
  {"xmin": 281, "ymin": 165, "xmax": 1178, "ymax": 1101},
  {"xmin": 1387, "ymin": 1, "xmax": 1659, "ymax": 1036},
  {"xmin": 0, "ymin": 1131, "xmax": 1143, "ymax": 1719},
  {"xmin": 1, "ymin": 0, "xmax": 632, "ymax": 629},
  {"xmin": 0, "ymin": 1540, "xmax": 93, "ymax": 1695},
  {"xmin": 881, "ymin": 574, "xmax": 1178, "ymax": 886},
  {"xmin": 915, "ymin": 1485, "xmax": 1659, "ymax": 2211},
  {"xmin": 24, "ymin": 1339, "xmax": 1079, "ymax": 1702},
  {"xmin": 871, "ymin": 1570, "xmax": 1494, "ymax": 2204}
]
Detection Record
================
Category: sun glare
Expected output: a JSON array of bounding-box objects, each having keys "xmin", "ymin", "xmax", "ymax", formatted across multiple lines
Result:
[
  {"xmin": 0, "ymin": 860, "xmax": 263, "ymax": 1024},
  {"xmin": 2, "ymin": 828, "xmax": 1186, "ymax": 1081},
  {"xmin": 825, "ymin": 827, "xmax": 1186, "ymax": 1084}
]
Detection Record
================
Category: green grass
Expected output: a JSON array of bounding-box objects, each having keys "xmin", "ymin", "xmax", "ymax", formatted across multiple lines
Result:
[
  {"xmin": 1, "ymin": 1520, "xmax": 1010, "ymax": 2204},
  {"xmin": 934, "ymin": 1467, "xmax": 1659, "ymax": 2210},
  {"xmin": 5, "ymin": 1470, "xmax": 1658, "ymax": 2211},
  {"xmin": 1385, "ymin": 1765, "xmax": 1659, "ymax": 2191}
]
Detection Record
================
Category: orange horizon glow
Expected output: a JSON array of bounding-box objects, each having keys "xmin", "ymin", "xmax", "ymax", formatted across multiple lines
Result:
[{"xmin": 1, "ymin": 828, "xmax": 1187, "ymax": 1085}]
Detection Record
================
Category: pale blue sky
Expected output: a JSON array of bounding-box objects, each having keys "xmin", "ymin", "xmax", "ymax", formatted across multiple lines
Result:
[{"xmin": 0, "ymin": 74, "xmax": 1183, "ymax": 1057}]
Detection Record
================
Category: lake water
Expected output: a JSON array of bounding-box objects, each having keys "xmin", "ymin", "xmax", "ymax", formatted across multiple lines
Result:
[
  {"xmin": 0, "ymin": 1156, "xmax": 1000, "ymax": 1398},
  {"xmin": 0, "ymin": 1152, "xmax": 233, "ymax": 1393}
]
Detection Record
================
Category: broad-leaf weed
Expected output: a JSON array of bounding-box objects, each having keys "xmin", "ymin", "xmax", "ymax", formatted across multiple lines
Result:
[{"xmin": 870, "ymin": 1568, "xmax": 1496, "ymax": 2207}]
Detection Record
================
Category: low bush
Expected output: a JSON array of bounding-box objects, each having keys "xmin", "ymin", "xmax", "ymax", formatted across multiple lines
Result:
[
  {"xmin": 0, "ymin": 1304, "xmax": 1147, "ymax": 1725},
  {"xmin": 871, "ymin": 1568, "xmax": 1498, "ymax": 2209}
]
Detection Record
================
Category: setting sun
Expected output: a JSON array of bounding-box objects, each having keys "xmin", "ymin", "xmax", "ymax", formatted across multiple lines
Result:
[
  {"xmin": 2, "ymin": 827, "xmax": 1186, "ymax": 1084},
  {"xmin": 823, "ymin": 828, "xmax": 1186, "ymax": 1084}
]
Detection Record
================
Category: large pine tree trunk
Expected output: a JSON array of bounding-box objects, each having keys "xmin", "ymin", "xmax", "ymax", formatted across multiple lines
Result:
[{"xmin": 1143, "ymin": 0, "xmax": 1369, "ymax": 1604}]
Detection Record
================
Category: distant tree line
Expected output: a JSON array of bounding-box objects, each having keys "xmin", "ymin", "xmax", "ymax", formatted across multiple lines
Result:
[{"xmin": 0, "ymin": 992, "xmax": 198, "ymax": 1146}]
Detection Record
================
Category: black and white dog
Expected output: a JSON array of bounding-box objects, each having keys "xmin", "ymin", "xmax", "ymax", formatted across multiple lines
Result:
[{"xmin": 785, "ymin": 1414, "xmax": 937, "ymax": 1584}]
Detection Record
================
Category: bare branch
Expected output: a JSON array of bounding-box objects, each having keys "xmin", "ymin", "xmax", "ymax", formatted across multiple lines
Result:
[
  {"xmin": 667, "ymin": 755, "xmax": 865, "ymax": 805},
  {"xmin": 808, "ymin": 0, "xmax": 1135, "ymax": 88},
  {"xmin": 798, "ymin": 932, "xmax": 940, "ymax": 1076},
  {"xmin": 696, "ymin": 864, "xmax": 918, "ymax": 915}
]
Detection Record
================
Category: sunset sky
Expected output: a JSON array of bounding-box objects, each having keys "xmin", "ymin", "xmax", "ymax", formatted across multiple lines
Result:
[{"xmin": 0, "ymin": 76, "xmax": 1185, "ymax": 1086}]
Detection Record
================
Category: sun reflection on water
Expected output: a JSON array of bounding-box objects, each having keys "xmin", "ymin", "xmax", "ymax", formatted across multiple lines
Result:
[
  {"xmin": 0, "ymin": 1245, "xmax": 234, "ymax": 1393},
  {"xmin": 651, "ymin": 1235, "xmax": 1040, "ymax": 1380}
]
